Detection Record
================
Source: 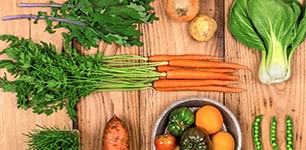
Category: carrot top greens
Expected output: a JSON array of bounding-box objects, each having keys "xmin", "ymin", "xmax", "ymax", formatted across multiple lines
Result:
[
  {"xmin": 3, "ymin": 0, "xmax": 158, "ymax": 49},
  {"xmin": 0, "ymin": 35, "xmax": 165, "ymax": 121},
  {"xmin": 24, "ymin": 125, "xmax": 80, "ymax": 150}
]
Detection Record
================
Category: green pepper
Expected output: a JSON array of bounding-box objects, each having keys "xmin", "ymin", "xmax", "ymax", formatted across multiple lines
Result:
[
  {"xmin": 180, "ymin": 127, "xmax": 212, "ymax": 150},
  {"xmin": 166, "ymin": 107, "xmax": 195, "ymax": 136}
]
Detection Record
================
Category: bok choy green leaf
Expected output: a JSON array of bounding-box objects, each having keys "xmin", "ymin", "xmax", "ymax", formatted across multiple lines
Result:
[{"xmin": 229, "ymin": 0, "xmax": 306, "ymax": 84}]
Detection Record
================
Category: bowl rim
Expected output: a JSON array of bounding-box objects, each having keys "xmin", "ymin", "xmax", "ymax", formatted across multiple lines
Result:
[{"xmin": 151, "ymin": 96, "xmax": 242, "ymax": 150}]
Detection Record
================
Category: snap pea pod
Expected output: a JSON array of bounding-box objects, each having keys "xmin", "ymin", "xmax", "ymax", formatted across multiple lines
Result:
[
  {"xmin": 252, "ymin": 114, "xmax": 263, "ymax": 150},
  {"xmin": 270, "ymin": 116, "xmax": 279, "ymax": 150},
  {"xmin": 286, "ymin": 115, "xmax": 294, "ymax": 150}
]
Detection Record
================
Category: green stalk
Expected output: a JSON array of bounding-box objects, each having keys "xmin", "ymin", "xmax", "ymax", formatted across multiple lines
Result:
[{"xmin": 0, "ymin": 35, "xmax": 164, "ymax": 121}]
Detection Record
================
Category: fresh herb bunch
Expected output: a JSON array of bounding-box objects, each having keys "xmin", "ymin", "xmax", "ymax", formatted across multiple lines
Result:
[
  {"xmin": 24, "ymin": 125, "xmax": 80, "ymax": 150},
  {"xmin": 0, "ymin": 35, "xmax": 165, "ymax": 121},
  {"xmin": 3, "ymin": 0, "xmax": 159, "ymax": 49}
]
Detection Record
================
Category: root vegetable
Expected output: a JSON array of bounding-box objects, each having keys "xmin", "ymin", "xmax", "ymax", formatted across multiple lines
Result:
[
  {"xmin": 189, "ymin": 14, "xmax": 218, "ymax": 42},
  {"xmin": 156, "ymin": 65, "xmax": 237, "ymax": 73},
  {"xmin": 148, "ymin": 54, "xmax": 222, "ymax": 62},
  {"xmin": 165, "ymin": 0, "xmax": 200, "ymax": 22},
  {"xmin": 168, "ymin": 59, "xmax": 250, "ymax": 70},
  {"xmin": 153, "ymin": 79, "xmax": 240, "ymax": 88},
  {"xmin": 165, "ymin": 69, "xmax": 239, "ymax": 80},
  {"xmin": 155, "ymin": 86, "xmax": 245, "ymax": 92},
  {"xmin": 103, "ymin": 115, "xmax": 129, "ymax": 150}
]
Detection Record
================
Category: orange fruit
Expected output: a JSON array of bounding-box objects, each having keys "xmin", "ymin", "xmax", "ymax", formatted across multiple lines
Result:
[
  {"xmin": 195, "ymin": 105, "xmax": 223, "ymax": 134},
  {"xmin": 211, "ymin": 131, "xmax": 235, "ymax": 150}
]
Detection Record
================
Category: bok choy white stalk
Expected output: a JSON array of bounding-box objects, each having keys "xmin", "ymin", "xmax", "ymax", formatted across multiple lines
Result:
[{"xmin": 229, "ymin": 0, "xmax": 306, "ymax": 84}]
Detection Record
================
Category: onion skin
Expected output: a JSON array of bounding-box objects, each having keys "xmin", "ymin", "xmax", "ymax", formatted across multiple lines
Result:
[{"xmin": 165, "ymin": 0, "xmax": 200, "ymax": 22}]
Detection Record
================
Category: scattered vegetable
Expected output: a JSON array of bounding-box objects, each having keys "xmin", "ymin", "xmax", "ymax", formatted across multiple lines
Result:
[
  {"xmin": 166, "ymin": 107, "xmax": 195, "ymax": 136},
  {"xmin": 163, "ymin": 70, "xmax": 239, "ymax": 80},
  {"xmin": 154, "ymin": 133, "xmax": 177, "ymax": 150},
  {"xmin": 195, "ymin": 105, "xmax": 224, "ymax": 135},
  {"xmin": 180, "ymin": 127, "xmax": 212, "ymax": 150},
  {"xmin": 252, "ymin": 114, "xmax": 263, "ymax": 150},
  {"xmin": 103, "ymin": 115, "xmax": 129, "ymax": 150},
  {"xmin": 167, "ymin": 60, "xmax": 250, "ymax": 70},
  {"xmin": 270, "ymin": 116, "xmax": 279, "ymax": 150},
  {"xmin": 189, "ymin": 14, "xmax": 218, "ymax": 42},
  {"xmin": 286, "ymin": 115, "xmax": 294, "ymax": 150},
  {"xmin": 154, "ymin": 86, "xmax": 244, "ymax": 93},
  {"xmin": 24, "ymin": 125, "xmax": 80, "ymax": 150},
  {"xmin": 156, "ymin": 66, "xmax": 237, "ymax": 73},
  {"xmin": 148, "ymin": 54, "xmax": 222, "ymax": 62},
  {"xmin": 0, "ymin": 35, "xmax": 249, "ymax": 121},
  {"xmin": 2, "ymin": 0, "xmax": 159, "ymax": 49},
  {"xmin": 211, "ymin": 131, "xmax": 235, "ymax": 150},
  {"xmin": 0, "ymin": 35, "xmax": 164, "ymax": 121},
  {"xmin": 153, "ymin": 80, "xmax": 240, "ymax": 88},
  {"xmin": 165, "ymin": 0, "xmax": 200, "ymax": 22},
  {"xmin": 228, "ymin": 0, "xmax": 306, "ymax": 84}
]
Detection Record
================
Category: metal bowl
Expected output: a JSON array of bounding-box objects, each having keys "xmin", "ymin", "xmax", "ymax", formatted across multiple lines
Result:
[{"xmin": 151, "ymin": 97, "xmax": 242, "ymax": 150}]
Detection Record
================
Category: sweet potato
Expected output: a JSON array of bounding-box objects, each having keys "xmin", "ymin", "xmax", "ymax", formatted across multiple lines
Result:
[{"xmin": 102, "ymin": 115, "xmax": 129, "ymax": 150}]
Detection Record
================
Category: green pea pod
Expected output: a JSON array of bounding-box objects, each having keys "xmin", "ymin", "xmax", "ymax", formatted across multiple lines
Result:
[{"xmin": 167, "ymin": 107, "xmax": 195, "ymax": 136}]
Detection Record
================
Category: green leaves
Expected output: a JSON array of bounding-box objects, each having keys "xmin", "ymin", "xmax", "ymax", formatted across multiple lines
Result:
[
  {"xmin": 37, "ymin": 0, "xmax": 158, "ymax": 49},
  {"xmin": 228, "ymin": 0, "xmax": 306, "ymax": 84},
  {"xmin": 0, "ymin": 35, "xmax": 164, "ymax": 121},
  {"xmin": 228, "ymin": 0, "xmax": 265, "ymax": 51},
  {"xmin": 24, "ymin": 125, "xmax": 80, "ymax": 150}
]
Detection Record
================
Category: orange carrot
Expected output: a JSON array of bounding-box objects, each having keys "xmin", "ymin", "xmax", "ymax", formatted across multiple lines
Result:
[
  {"xmin": 148, "ymin": 54, "xmax": 222, "ymax": 62},
  {"xmin": 103, "ymin": 115, "xmax": 129, "ymax": 150},
  {"xmin": 165, "ymin": 69, "xmax": 239, "ymax": 80},
  {"xmin": 153, "ymin": 79, "xmax": 240, "ymax": 88},
  {"xmin": 154, "ymin": 86, "xmax": 245, "ymax": 92},
  {"xmin": 168, "ymin": 59, "xmax": 250, "ymax": 70},
  {"xmin": 157, "ymin": 65, "xmax": 237, "ymax": 73}
]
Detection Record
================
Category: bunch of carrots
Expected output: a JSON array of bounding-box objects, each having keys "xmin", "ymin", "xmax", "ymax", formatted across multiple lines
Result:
[{"xmin": 148, "ymin": 54, "xmax": 250, "ymax": 93}]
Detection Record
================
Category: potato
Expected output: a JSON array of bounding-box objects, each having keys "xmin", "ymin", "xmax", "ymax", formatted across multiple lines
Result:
[{"xmin": 188, "ymin": 14, "xmax": 218, "ymax": 42}]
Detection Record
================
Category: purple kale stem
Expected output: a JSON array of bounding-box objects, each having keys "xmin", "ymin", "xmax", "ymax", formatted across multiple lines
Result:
[
  {"xmin": 2, "ymin": 15, "xmax": 86, "ymax": 26},
  {"xmin": 18, "ymin": 3, "xmax": 62, "ymax": 8},
  {"xmin": 18, "ymin": 3, "xmax": 93, "ymax": 9}
]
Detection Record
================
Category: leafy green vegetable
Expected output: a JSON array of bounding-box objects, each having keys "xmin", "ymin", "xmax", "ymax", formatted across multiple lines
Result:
[
  {"xmin": 24, "ymin": 125, "xmax": 80, "ymax": 150},
  {"xmin": 0, "ymin": 35, "xmax": 165, "ymax": 121},
  {"xmin": 3, "ymin": 0, "xmax": 158, "ymax": 49},
  {"xmin": 229, "ymin": 0, "xmax": 306, "ymax": 84}
]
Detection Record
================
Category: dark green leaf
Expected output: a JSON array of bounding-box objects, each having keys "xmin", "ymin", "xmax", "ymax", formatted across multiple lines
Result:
[{"xmin": 228, "ymin": 0, "xmax": 266, "ymax": 50}]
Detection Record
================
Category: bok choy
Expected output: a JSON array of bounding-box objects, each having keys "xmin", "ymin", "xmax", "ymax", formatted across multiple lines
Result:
[{"xmin": 229, "ymin": 0, "xmax": 306, "ymax": 84}]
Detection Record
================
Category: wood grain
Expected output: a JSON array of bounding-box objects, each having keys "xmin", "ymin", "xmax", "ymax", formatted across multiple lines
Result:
[
  {"xmin": 225, "ymin": 0, "xmax": 306, "ymax": 150},
  {"xmin": 1, "ymin": 0, "xmax": 306, "ymax": 150},
  {"xmin": 0, "ymin": 0, "xmax": 72, "ymax": 150}
]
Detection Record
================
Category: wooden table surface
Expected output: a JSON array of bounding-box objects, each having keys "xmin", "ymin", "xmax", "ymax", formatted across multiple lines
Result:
[{"xmin": 1, "ymin": 0, "xmax": 306, "ymax": 150}]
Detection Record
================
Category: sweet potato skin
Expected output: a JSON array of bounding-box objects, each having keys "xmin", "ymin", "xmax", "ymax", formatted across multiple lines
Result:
[{"xmin": 102, "ymin": 115, "xmax": 129, "ymax": 150}]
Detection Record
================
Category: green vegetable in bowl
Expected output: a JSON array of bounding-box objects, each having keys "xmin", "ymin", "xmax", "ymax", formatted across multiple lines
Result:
[
  {"xmin": 228, "ymin": 0, "xmax": 306, "ymax": 84},
  {"xmin": 166, "ymin": 107, "xmax": 195, "ymax": 136},
  {"xmin": 180, "ymin": 127, "xmax": 212, "ymax": 150}
]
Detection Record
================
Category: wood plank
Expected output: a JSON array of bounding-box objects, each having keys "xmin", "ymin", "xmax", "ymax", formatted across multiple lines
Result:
[
  {"xmin": 77, "ymin": 43, "xmax": 141, "ymax": 150},
  {"xmin": 224, "ymin": 0, "xmax": 306, "ymax": 149},
  {"xmin": 0, "ymin": 0, "xmax": 72, "ymax": 150},
  {"xmin": 139, "ymin": 0, "xmax": 225, "ymax": 149}
]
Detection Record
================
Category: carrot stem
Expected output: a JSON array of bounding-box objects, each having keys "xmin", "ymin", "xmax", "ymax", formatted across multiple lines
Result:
[
  {"xmin": 154, "ymin": 86, "xmax": 245, "ymax": 92},
  {"xmin": 153, "ymin": 79, "xmax": 240, "ymax": 88},
  {"xmin": 148, "ymin": 54, "xmax": 222, "ymax": 62},
  {"xmin": 168, "ymin": 60, "xmax": 250, "ymax": 70},
  {"xmin": 165, "ymin": 69, "xmax": 239, "ymax": 80}
]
